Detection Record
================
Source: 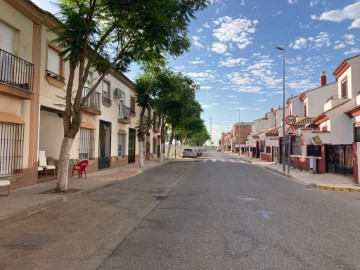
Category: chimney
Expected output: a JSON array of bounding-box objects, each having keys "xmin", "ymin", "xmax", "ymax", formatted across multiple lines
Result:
[{"xmin": 321, "ymin": 71, "xmax": 327, "ymax": 86}]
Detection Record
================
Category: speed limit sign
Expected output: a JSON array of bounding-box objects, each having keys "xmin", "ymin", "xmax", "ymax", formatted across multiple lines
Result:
[{"xmin": 285, "ymin": 115, "xmax": 296, "ymax": 126}]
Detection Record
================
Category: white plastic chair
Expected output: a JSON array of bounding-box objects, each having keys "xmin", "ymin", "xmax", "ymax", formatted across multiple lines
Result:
[{"xmin": 39, "ymin": 151, "xmax": 56, "ymax": 176}]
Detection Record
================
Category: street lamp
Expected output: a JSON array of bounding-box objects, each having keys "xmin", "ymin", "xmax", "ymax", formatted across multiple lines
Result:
[
  {"xmin": 276, "ymin": 46, "xmax": 286, "ymax": 172},
  {"xmin": 236, "ymin": 108, "xmax": 241, "ymax": 157}
]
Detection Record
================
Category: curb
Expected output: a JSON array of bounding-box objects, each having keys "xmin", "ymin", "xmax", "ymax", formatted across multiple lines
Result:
[{"xmin": 314, "ymin": 184, "xmax": 360, "ymax": 192}]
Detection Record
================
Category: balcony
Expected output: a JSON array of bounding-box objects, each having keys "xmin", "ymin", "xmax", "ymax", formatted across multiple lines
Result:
[
  {"xmin": 0, "ymin": 49, "xmax": 34, "ymax": 100},
  {"xmin": 118, "ymin": 105, "xmax": 131, "ymax": 124},
  {"xmin": 324, "ymin": 95, "xmax": 349, "ymax": 111},
  {"xmin": 82, "ymin": 87, "xmax": 101, "ymax": 115},
  {"xmin": 102, "ymin": 96, "xmax": 112, "ymax": 107},
  {"xmin": 45, "ymin": 69, "xmax": 65, "ymax": 88}
]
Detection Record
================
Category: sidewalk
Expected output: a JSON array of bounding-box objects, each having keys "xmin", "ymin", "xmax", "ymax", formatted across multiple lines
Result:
[
  {"xmin": 0, "ymin": 160, "xmax": 166, "ymax": 226},
  {"xmin": 230, "ymin": 152, "xmax": 360, "ymax": 192}
]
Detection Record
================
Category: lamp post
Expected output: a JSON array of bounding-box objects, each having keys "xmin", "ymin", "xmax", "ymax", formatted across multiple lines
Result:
[
  {"xmin": 236, "ymin": 108, "xmax": 241, "ymax": 157},
  {"xmin": 276, "ymin": 46, "xmax": 286, "ymax": 172}
]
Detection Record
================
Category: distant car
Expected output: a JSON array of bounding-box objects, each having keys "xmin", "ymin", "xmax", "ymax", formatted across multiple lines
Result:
[
  {"xmin": 182, "ymin": 148, "xmax": 197, "ymax": 158},
  {"xmin": 216, "ymin": 147, "xmax": 222, "ymax": 152}
]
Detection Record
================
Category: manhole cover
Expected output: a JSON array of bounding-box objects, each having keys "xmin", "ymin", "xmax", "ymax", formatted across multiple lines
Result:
[{"xmin": 3, "ymin": 234, "xmax": 55, "ymax": 250}]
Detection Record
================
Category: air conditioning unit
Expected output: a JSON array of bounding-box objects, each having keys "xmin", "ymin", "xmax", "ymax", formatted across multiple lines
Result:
[{"xmin": 114, "ymin": 88, "xmax": 123, "ymax": 98}]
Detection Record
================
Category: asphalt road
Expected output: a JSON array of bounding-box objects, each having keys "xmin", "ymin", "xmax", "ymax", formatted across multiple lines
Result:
[{"xmin": 98, "ymin": 151, "xmax": 360, "ymax": 270}]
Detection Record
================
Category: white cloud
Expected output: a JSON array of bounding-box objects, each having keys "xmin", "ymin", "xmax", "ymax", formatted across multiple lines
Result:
[
  {"xmin": 188, "ymin": 58, "xmax": 205, "ymax": 64},
  {"xmin": 290, "ymin": 32, "xmax": 331, "ymax": 50},
  {"xmin": 309, "ymin": 32, "xmax": 331, "ymax": 49},
  {"xmin": 309, "ymin": 0, "xmax": 319, "ymax": 7},
  {"xmin": 288, "ymin": 0, "xmax": 298, "ymax": 4},
  {"xmin": 288, "ymin": 79, "xmax": 318, "ymax": 92},
  {"xmin": 192, "ymin": 36, "xmax": 204, "ymax": 48},
  {"xmin": 290, "ymin": 37, "xmax": 307, "ymax": 49},
  {"xmin": 334, "ymin": 34, "xmax": 355, "ymax": 49},
  {"xmin": 219, "ymin": 57, "xmax": 247, "ymax": 67},
  {"xmin": 211, "ymin": 42, "xmax": 227, "ymax": 53},
  {"xmin": 212, "ymin": 16, "xmax": 258, "ymax": 50},
  {"xmin": 313, "ymin": 1, "xmax": 360, "ymax": 29},
  {"xmin": 344, "ymin": 47, "xmax": 360, "ymax": 55},
  {"xmin": 201, "ymin": 86, "xmax": 213, "ymax": 90},
  {"xmin": 186, "ymin": 71, "xmax": 216, "ymax": 82}
]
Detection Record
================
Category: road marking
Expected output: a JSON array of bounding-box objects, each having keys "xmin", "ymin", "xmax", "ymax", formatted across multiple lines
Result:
[{"xmin": 257, "ymin": 210, "xmax": 272, "ymax": 219}]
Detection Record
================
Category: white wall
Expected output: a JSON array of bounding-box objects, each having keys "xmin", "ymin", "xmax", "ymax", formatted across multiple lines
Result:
[{"xmin": 39, "ymin": 110, "xmax": 64, "ymax": 159}]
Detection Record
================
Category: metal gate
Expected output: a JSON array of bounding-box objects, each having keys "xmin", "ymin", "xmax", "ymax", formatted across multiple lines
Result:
[
  {"xmin": 128, "ymin": 128, "xmax": 136, "ymax": 163},
  {"xmin": 326, "ymin": 144, "xmax": 353, "ymax": 176}
]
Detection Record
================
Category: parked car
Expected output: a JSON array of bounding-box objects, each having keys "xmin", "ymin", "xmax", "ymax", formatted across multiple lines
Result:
[{"xmin": 182, "ymin": 148, "xmax": 197, "ymax": 158}]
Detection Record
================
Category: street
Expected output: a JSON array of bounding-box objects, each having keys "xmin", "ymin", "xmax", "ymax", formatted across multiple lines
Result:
[{"xmin": 1, "ymin": 151, "xmax": 360, "ymax": 269}]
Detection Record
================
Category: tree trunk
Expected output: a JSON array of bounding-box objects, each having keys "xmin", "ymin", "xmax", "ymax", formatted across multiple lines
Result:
[
  {"xmin": 167, "ymin": 134, "xmax": 174, "ymax": 159},
  {"xmin": 160, "ymin": 142, "xmax": 163, "ymax": 163},
  {"xmin": 56, "ymin": 137, "xmax": 74, "ymax": 192},
  {"xmin": 139, "ymin": 141, "xmax": 144, "ymax": 168}
]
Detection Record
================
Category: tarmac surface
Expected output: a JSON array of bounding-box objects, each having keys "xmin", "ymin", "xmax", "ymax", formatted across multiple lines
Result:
[{"xmin": 0, "ymin": 153, "xmax": 358, "ymax": 228}]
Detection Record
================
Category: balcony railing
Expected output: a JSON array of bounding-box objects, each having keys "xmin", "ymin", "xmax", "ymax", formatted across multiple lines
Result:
[
  {"xmin": 102, "ymin": 96, "xmax": 112, "ymax": 105},
  {"xmin": 326, "ymin": 95, "xmax": 347, "ymax": 102},
  {"xmin": 82, "ymin": 87, "xmax": 101, "ymax": 111},
  {"xmin": 46, "ymin": 69, "xmax": 65, "ymax": 84},
  {"xmin": 118, "ymin": 105, "xmax": 131, "ymax": 123},
  {"xmin": 0, "ymin": 49, "xmax": 33, "ymax": 92}
]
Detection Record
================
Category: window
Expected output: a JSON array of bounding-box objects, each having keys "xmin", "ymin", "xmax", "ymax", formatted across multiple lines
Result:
[
  {"xmin": 0, "ymin": 21, "xmax": 16, "ymax": 53},
  {"xmin": 0, "ymin": 121, "xmax": 24, "ymax": 175},
  {"xmin": 355, "ymin": 126, "xmax": 360, "ymax": 142},
  {"xmin": 79, "ymin": 128, "xmax": 95, "ymax": 160},
  {"xmin": 118, "ymin": 90, "xmax": 125, "ymax": 118},
  {"xmin": 130, "ymin": 96, "xmax": 136, "ymax": 114},
  {"xmin": 304, "ymin": 103, "xmax": 307, "ymax": 117},
  {"xmin": 47, "ymin": 46, "xmax": 61, "ymax": 75},
  {"xmin": 102, "ymin": 80, "xmax": 111, "ymax": 104},
  {"xmin": 292, "ymin": 136, "xmax": 301, "ymax": 156},
  {"xmin": 341, "ymin": 78, "xmax": 347, "ymax": 98},
  {"xmin": 118, "ymin": 134, "xmax": 126, "ymax": 157}
]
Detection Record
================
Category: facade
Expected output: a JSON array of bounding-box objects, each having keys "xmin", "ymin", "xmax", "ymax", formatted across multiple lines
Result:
[
  {"xmin": 0, "ymin": 0, "xmax": 159, "ymax": 191},
  {"xmin": 247, "ymin": 57, "xmax": 360, "ymax": 183}
]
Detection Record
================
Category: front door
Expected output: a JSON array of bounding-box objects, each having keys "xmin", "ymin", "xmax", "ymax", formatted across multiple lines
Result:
[
  {"xmin": 98, "ymin": 120, "xmax": 111, "ymax": 169},
  {"xmin": 128, "ymin": 128, "xmax": 136, "ymax": 163}
]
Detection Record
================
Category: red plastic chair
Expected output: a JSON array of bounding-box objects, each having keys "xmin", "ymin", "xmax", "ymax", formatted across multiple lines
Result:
[{"xmin": 71, "ymin": 160, "xmax": 89, "ymax": 178}]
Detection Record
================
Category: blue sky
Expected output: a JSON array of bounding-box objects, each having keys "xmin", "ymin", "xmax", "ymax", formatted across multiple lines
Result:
[{"xmin": 33, "ymin": 0, "xmax": 360, "ymax": 144}]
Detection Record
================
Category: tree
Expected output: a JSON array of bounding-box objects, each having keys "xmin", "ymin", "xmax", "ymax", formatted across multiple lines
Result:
[{"xmin": 53, "ymin": 0, "xmax": 207, "ymax": 191}]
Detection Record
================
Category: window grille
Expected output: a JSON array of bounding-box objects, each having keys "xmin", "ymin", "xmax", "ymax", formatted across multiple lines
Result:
[
  {"xmin": 291, "ymin": 136, "xmax": 302, "ymax": 155},
  {"xmin": 79, "ymin": 128, "xmax": 94, "ymax": 160},
  {"xmin": 118, "ymin": 134, "xmax": 126, "ymax": 157},
  {"xmin": 0, "ymin": 121, "xmax": 24, "ymax": 175}
]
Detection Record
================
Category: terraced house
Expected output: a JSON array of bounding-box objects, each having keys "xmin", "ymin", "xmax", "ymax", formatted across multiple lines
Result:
[
  {"xmin": 0, "ymin": 0, "xmax": 159, "ymax": 191},
  {"xmin": 246, "ymin": 55, "xmax": 360, "ymax": 184}
]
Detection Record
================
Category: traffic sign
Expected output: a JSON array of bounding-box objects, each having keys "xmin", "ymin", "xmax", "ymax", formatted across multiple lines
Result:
[{"xmin": 285, "ymin": 115, "xmax": 296, "ymax": 126}]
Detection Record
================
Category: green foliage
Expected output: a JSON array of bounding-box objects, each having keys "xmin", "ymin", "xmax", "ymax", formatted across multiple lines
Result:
[
  {"xmin": 135, "ymin": 67, "xmax": 206, "ymax": 144},
  {"xmin": 54, "ymin": 0, "xmax": 208, "ymax": 73}
]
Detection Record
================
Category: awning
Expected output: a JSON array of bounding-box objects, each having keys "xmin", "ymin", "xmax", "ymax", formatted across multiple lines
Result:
[
  {"xmin": 80, "ymin": 121, "xmax": 95, "ymax": 129},
  {"xmin": 118, "ymin": 129, "xmax": 127, "ymax": 135},
  {"xmin": 0, "ymin": 112, "xmax": 24, "ymax": 124}
]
